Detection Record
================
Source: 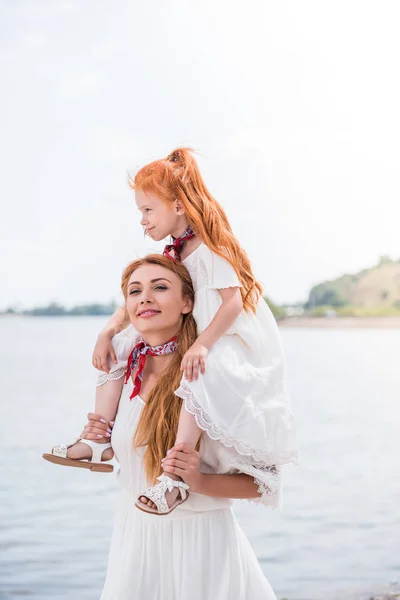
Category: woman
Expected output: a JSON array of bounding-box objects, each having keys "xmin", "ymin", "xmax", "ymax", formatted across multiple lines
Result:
[{"xmin": 82, "ymin": 254, "xmax": 279, "ymax": 599}]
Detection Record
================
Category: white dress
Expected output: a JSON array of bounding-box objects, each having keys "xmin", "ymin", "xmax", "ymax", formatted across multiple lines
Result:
[
  {"xmin": 99, "ymin": 242, "xmax": 298, "ymax": 508},
  {"xmin": 100, "ymin": 377, "xmax": 278, "ymax": 600}
]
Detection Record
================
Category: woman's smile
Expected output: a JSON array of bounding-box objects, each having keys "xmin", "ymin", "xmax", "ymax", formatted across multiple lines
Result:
[{"xmin": 137, "ymin": 308, "xmax": 161, "ymax": 319}]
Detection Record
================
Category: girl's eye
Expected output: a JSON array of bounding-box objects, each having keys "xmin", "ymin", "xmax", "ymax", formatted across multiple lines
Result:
[
  {"xmin": 145, "ymin": 208, "xmax": 151, "ymax": 213},
  {"xmin": 129, "ymin": 289, "xmax": 140, "ymax": 295},
  {"xmin": 154, "ymin": 285, "xmax": 167, "ymax": 291}
]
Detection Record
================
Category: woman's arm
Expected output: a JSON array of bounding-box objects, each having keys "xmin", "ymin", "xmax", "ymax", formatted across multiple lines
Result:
[
  {"xmin": 162, "ymin": 443, "xmax": 261, "ymax": 500},
  {"xmin": 181, "ymin": 287, "xmax": 243, "ymax": 381},
  {"xmin": 196, "ymin": 472, "xmax": 260, "ymax": 499}
]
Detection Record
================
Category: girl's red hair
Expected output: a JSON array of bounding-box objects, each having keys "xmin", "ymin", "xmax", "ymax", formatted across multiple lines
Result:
[{"xmin": 130, "ymin": 148, "xmax": 262, "ymax": 313}]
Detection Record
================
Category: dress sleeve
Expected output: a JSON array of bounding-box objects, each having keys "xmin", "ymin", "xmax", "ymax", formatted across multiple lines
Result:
[
  {"xmin": 96, "ymin": 325, "xmax": 138, "ymax": 386},
  {"xmin": 227, "ymin": 457, "xmax": 282, "ymax": 509},
  {"xmin": 205, "ymin": 248, "xmax": 242, "ymax": 290},
  {"xmin": 250, "ymin": 465, "xmax": 282, "ymax": 509}
]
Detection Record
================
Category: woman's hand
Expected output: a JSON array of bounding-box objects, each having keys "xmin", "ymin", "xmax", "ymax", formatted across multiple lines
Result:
[
  {"xmin": 92, "ymin": 333, "xmax": 117, "ymax": 373},
  {"xmin": 180, "ymin": 342, "xmax": 208, "ymax": 382},
  {"xmin": 80, "ymin": 412, "xmax": 114, "ymax": 442},
  {"xmin": 161, "ymin": 443, "xmax": 204, "ymax": 493}
]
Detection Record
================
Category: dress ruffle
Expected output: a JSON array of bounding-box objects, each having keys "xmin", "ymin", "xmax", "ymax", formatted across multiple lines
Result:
[{"xmin": 175, "ymin": 379, "xmax": 298, "ymax": 467}]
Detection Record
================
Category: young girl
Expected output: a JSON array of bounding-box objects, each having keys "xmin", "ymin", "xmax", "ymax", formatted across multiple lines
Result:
[{"xmin": 43, "ymin": 148, "xmax": 298, "ymax": 514}]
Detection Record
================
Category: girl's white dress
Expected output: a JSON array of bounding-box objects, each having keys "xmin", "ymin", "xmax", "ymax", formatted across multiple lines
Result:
[
  {"xmin": 99, "ymin": 243, "xmax": 298, "ymax": 508},
  {"xmin": 100, "ymin": 377, "xmax": 278, "ymax": 600}
]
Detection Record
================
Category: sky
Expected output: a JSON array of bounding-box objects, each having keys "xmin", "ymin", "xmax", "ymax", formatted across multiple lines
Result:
[{"xmin": 0, "ymin": 0, "xmax": 399, "ymax": 310}]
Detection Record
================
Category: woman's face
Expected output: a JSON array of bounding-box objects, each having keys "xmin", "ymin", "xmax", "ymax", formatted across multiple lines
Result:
[{"xmin": 126, "ymin": 263, "xmax": 192, "ymax": 341}]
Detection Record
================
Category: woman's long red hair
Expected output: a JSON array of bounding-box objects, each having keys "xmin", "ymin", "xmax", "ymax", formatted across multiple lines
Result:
[
  {"xmin": 130, "ymin": 148, "xmax": 262, "ymax": 312},
  {"xmin": 121, "ymin": 254, "xmax": 198, "ymax": 484}
]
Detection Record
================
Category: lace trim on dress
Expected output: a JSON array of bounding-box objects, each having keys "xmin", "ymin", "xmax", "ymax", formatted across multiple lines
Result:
[
  {"xmin": 252, "ymin": 466, "xmax": 281, "ymax": 507},
  {"xmin": 231, "ymin": 461, "xmax": 281, "ymax": 508},
  {"xmin": 96, "ymin": 367, "xmax": 126, "ymax": 387},
  {"xmin": 175, "ymin": 381, "xmax": 292, "ymax": 465}
]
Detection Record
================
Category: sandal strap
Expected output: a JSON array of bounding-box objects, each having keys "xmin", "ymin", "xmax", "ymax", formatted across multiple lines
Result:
[
  {"xmin": 141, "ymin": 474, "xmax": 190, "ymax": 514},
  {"xmin": 51, "ymin": 439, "xmax": 111, "ymax": 463},
  {"xmin": 79, "ymin": 439, "xmax": 112, "ymax": 463}
]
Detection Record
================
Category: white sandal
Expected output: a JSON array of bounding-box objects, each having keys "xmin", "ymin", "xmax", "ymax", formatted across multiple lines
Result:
[
  {"xmin": 136, "ymin": 473, "xmax": 190, "ymax": 515},
  {"xmin": 42, "ymin": 438, "xmax": 114, "ymax": 473}
]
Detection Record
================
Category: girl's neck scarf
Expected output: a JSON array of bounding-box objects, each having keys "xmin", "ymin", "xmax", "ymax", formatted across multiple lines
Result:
[
  {"xmin": 125, "ymin": 336, "xmax": 177, "ymax": 400},
  {"xmin": 163, "ymin": 225, "xmax": 195, "ymax": 262}
]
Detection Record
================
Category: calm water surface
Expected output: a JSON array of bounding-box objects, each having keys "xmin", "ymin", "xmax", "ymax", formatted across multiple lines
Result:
[{"xmin": 1, "ymin": 317, "xmax": 399, "ymax": 600}]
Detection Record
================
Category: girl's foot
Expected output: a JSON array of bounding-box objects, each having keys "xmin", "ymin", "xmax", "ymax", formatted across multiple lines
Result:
[
  {"xmin": 136, "ymin": 473, "xmax": 190, "ymax": 514},
  {"xmin": 42, "ymin": 438, "xmax": 114, "ymax": 472},
  {"xmin": 139, "ymin": 473, "xmax": 181, "ymax": 510},
  {"xmin": 67, "ymin": 441, "xmax": 114, "ymax": 461}
]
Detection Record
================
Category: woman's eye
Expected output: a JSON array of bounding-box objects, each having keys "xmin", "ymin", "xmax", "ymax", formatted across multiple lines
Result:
[
  {"xmin": 154, "ymin": 285, "xmax": 167, "ymax": 291},
  {"xmin": 145, "ymin": 208, "xmax": 151, "ymax": 213},
  {"xmin": 129, "ymin": 289, "xmax": 140, "ymax": 295}
]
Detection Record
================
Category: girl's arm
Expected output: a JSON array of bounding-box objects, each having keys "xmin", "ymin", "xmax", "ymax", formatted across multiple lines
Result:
[
  {"xmin": 162, "ymin": 443, "xmax": 261, "ymax": 500},
  {"xmin": 181, "ymin": 287, "xmax": 242, "ymax": 381},
  {"xmin": 99, "ymin": 306, "xmax": 127, "ymax": 338},
  {"xmin": 197, "ymin": 287, "xmax": 243, "ymax": 349},
  {"xmin": 92, "ymin": 306, "xmax": 127, "ymax": 372}
]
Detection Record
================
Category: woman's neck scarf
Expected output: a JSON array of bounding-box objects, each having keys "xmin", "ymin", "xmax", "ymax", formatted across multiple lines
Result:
[{"xmin": 125, "ymin": 336, "xmax": 177, "ymax": 399}]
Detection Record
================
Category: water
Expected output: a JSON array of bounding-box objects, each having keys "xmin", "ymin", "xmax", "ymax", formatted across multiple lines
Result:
[{"xmin": 1, "ymin": 316, "xmax": 399, "ymax": 600}]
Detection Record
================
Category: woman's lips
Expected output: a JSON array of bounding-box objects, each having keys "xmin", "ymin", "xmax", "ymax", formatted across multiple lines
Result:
[{"xmin": 138, "ymin": 310, "xmax": 161, "ymax": 319}]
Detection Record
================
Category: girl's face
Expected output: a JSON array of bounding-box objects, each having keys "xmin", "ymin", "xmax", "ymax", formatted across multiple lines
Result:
[
  {"xmin": 126, "ymin": 263, "xmax": 192, "ymax": 341},
  {"xmin": 135, "ymin": 190, "xmax": 185, "ymax": 241}
]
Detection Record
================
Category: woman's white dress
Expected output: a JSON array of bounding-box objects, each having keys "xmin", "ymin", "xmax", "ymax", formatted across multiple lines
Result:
[{"xmin": 100, "ymin": 378, "xmax": 278, "ymax": 600}]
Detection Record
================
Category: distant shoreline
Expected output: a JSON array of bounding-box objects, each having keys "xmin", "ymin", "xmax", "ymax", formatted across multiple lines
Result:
[
  {"xmin": 278, "ymin": 317, "xmax": 400, "ymax": 329},
  {"xmin": 2, "ymin": 314, "xmax": 400, "ymax": 329}
]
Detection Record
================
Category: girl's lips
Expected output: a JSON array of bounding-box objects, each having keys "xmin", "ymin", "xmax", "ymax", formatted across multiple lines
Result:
[{"xmin": 138, "ymin": 310, "xmax": 161, "ymax": 319}]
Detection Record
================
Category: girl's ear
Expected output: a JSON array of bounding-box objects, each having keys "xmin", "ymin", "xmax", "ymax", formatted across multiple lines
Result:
[
  {"xmin": 181, "ymin": 295, "xmax": 193, "ymax": 314},
  {"xmin": 174, "ymin": 198, "xmax": 186, "ymax": 216}
]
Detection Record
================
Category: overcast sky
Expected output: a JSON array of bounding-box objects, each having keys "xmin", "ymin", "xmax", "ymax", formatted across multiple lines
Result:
[{"xmin": 1, "ymin": 0, "xmax": 399, "ymax": 309}]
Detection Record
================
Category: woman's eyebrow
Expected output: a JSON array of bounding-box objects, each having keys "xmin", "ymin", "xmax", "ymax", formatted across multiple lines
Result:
[
  {"xmin": 151, "ymin": 278, "xmax": 171, "ymax": 283},
  {"xmin": 128, "ymin": 277, "xmax": 171, "ymax": 287}
]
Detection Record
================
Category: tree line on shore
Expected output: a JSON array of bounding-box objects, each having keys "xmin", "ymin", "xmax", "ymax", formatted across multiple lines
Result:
[{"xmin": 3, "ymin": 256, "xmax": 400, "ymax": 320}]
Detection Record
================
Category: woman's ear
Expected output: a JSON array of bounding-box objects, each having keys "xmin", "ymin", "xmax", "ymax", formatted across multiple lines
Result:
[
  {"xmin": 174, "ymin": 198, "xmax": 186, "ymax": 216},
  {"xmin": 181, "ymin": 295, "xmax": 193, "ymax": 314}
]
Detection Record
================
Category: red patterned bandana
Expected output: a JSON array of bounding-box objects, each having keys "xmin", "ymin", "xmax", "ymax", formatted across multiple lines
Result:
[
  {"xmin": 163, "ymin": 226, "xmax": 195, "ymax": 262},
  {"xmin": 124, "ymin": 336, "xmax": 178, "ymax": 400}
]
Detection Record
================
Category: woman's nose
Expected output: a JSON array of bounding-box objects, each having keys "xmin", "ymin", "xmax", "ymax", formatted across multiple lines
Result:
[
  {"xmin": 140, "ymin": 216, "xmax": 148, "ymax": 226},
  {"xmin": 140, "ymin": 293, "xmax": 153, "ymax": 304}
]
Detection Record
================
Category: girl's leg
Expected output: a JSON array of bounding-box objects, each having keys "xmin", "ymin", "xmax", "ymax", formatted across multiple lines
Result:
[
  {"xmin": 140, "ymin": 406, "xmax": 201, "ymax": 509},
  {"xmin": 175, "ymin": 405, "xmax": 202, "ymax": 448},
  {"xmin": 67, "ymin": 378, "xmax": 124, "ymax": 460}
]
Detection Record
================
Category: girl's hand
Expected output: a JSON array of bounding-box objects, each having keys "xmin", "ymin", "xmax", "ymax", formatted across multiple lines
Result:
[
  {"xmin": 180, "ymin": 342, "xmax": 208, "ymax": 382},
  {"xmin": 92, "ymin": 333, "xmax": 117, "ymax": 373},
  {"xmin": 161, "ymin": 443, "xmax": 204, "ymax": 493},
  {"xmin": 80, "ymin": 412, "xmax": 114, "ymax": 442}
]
